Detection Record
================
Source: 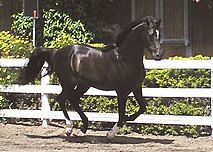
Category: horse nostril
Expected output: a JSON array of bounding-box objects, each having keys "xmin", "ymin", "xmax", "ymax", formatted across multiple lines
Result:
[{"xmin": 156, "ymin": 53, "xmax": 160, "ymax": 58}]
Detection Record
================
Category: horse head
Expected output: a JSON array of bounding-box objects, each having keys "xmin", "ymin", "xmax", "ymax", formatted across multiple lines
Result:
[
  {"xmin": 135, "ymin": 17, "xmax": 163, "ymax": 61},
  {"xmin": 18, "ymin": 47, "xmax": 56, "ymax": 85}
]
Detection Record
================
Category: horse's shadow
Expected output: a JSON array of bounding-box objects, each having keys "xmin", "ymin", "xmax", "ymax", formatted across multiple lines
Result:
[{"xmin": 25, "ymin": 133, "xmax": 174, "ymax": 145}]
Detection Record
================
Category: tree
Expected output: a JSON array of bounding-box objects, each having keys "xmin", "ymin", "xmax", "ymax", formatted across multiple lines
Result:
[{"xmin": 30, "ymin": 0, "xmax": 112, "ymax": 44}]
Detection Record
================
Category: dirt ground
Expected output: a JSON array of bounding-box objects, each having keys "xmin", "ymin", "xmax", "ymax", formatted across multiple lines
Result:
[{"xmin": 0, "ymin": 123, "xmax": 213, "ymax": 152}]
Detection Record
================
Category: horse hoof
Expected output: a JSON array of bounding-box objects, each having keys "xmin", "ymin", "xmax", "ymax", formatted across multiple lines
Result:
[
  {"xmin": 72, "ymin": 130, "xmax": 79, "ymax": 137},
  {"xmin": 106, "ymin": 130, "xmax": 115, "ymax": 140},
  {"xmin": 81, "ymin": 127, "xmax": 87, "ymax": 134},
  {"xmin": 81, "ymin": 121, "xmax": 88, "ymax": 134},
  {"xmin": 65, "ymin": 126, "xmax": 73, "ymax": 136}
]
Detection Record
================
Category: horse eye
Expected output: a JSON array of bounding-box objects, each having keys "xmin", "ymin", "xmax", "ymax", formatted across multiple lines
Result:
[{"xmin": 148, "ymin": 29, "xmax": 154, "ymax": 35}]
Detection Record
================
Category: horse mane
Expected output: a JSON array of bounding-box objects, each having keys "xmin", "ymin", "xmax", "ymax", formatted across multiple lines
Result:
[
  {"xmin": 93, "ymin": 20, "xmax": 143, "ymax": 53},
  {"xmin": 115, "ymin": 19, "xmax": 144, "ymax": 47},
  {"xmin": 99, "ymin": 17, "xmax": 153, "ymax": 52}
]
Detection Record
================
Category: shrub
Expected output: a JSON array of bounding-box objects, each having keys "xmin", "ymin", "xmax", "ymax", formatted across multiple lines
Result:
[
  {"xmin": 45, "ymin": 32, "xmax": 78, "ymax": 48},
  {"xmin": 43, "ymin": 9, "xmax": 93, "ymax": 45},
  {"xmin": 0, "ymin": 31, "xmax": 32, "ymax": 86},
  {"xmin": 10, "ymin": 13, "xmax": 32, "ymax": 39},
  {"xmin": 88, "ymin": 43, "xmax": 106, "ymax": 48},
  {"xmin": 11, "ymin": 9, "xmax": 94, "ymax": 46},
  {"xmin": 0, "ymin": 31, "xmax": 32, "ymax": 84},
  {"xmin": 0, "ymin": 31, "xmax": 33, "ymax": 108},
  {"xmin": 0, "ymin": 31, "xmax": 32, "ymax": 58},
  {"xmin": 45, "ymin": 32, "xmax": 105, "ymax": 49},
  {"xmin": 0, "ymin": 29, "xmax": 210, "ymax": 137},
  {"xmin": 145, "ymin": 55, "xmax": 210, "ymax": 88}
]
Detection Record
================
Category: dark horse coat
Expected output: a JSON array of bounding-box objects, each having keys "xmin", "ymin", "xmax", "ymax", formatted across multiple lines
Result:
[{"xmin": 19, "ymin": 16, "xmax": 162, "ymax": 134}]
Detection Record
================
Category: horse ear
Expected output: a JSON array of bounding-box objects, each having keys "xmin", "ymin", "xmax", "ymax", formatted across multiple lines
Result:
[
  {"xmin": 145, "ymin": 17, "xmax": 151, "ymax": 27},
  {"xmin": 155, "ymin": 19, "xmax": 161, "ymax": 29}
]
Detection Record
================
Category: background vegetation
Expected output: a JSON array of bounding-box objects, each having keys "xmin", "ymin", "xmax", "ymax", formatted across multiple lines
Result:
[
  {"xmin": 0, "ymin": 5, "xmax": 212, "ymax": 137},
  {"xmin": 11, "ymin": 9, "xmax": 94, "ymax": 46},
  {"xmin": 0, "ymin": 30, "xmax": 210, "ymax": 137}
]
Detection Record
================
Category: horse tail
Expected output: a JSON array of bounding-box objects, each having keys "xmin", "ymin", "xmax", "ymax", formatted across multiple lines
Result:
[{"xmin": 18, "ymin": 47, "xmax": 56, "ymax": 85}]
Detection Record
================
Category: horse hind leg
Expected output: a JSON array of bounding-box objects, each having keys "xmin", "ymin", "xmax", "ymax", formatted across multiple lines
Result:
[
  {"xmin": 56, "ymin": 89, "xmax": 74, "ymax": 136},
  {"xmin": 68, "ymin": 84, "xmax": 90, "ymax": 134}
]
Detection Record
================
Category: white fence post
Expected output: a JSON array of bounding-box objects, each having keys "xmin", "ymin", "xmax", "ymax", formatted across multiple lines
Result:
[{"xmin": 41, "ymin": 63, "xmax": 51, "ymax": 127}]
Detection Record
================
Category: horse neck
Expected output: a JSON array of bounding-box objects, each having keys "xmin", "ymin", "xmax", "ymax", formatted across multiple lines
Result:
[
  {"xmin": 42, "ymin": 49, "xmax": 53, "ymax": 65},
  {"xmin": 117, "ymin": 30, "xmax": 145, "ymax": 65},
  {"xmin": 40, "ymin": 48, "xmax": 56, "ymax": 74},
  {"xmin": 35, "ymin": 47, "xmax": 55, "ymax": 75}
]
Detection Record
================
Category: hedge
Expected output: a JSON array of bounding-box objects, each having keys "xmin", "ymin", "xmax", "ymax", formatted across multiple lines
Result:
[{"xmin": 11, "ymin": 9, "xmax": 94, "ymax": 45}]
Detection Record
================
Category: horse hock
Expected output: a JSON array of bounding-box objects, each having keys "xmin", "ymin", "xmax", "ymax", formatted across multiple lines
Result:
[{"xmin": 65, "ymin": 120, "xmax": 73, "ymax": 136}]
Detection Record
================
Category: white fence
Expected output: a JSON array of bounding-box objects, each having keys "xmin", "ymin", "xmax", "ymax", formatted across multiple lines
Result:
[{"xmin": 0, "ymin": 58, "xmax": 213, "ymax": 136}]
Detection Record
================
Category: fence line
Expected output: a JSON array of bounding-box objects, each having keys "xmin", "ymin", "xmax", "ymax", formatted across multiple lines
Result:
[{"xmin": 0, "ymin": 58, "xmax": 213, "ymax": 136}]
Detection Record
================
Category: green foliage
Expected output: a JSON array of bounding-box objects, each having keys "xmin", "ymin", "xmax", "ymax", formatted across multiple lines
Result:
[
  {"xmin": 40, "ymin": 0, "xmax": 111, "ymax": 42},
  {"xmin": 77, "ymin": 96, "xmax": 209, "ymax": 137},
  {"xmin": 10, "ymin": 13, "xmax": 33, "ymax": 39},
  {"xmin": 43, "ymin": 9, "xmax": 93, "ymax": 45},
  {"xmin": 88, "ymin": 43, "xmax": 106, "ymax": 48},
  {"xmin": 45, "ymin": 32, "xmax": 105, "ymax": 49},
  {"xmin": 11, "ymin": 9, "xmax": 94, "ymax": 47},
  {"xmin": 0, "ymin": 31, "xmax": 210, "ymax": 137},
  {"xmin": 0, "ymin": 95, "xmax": 5, "ymax": 108},
  {"xmin": 81, "ymin": 96, "xmax": 117, "ymax": 113},
  {"xmin": 0, "ymin": 31, "xmax": 32, "ymax": 58},
  {"xmin": 144, "ymin": 55, "xmax": 210, "ymax": 88},
  {"xmin": 45, "ymin": 32, "xmax": 78, "ymax": 48},
  {"xmin": 0, "ymin": 31, "xmax": 33, "ymax": 109},
  {"xmin": 0, "ymin": 31, "xmax": 32, "ymax": 85}
]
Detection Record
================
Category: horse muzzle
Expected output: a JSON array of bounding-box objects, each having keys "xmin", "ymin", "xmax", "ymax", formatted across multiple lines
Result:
[{"xmin": 153, "ymin": 52, "xmax": 163, "ymax": 61}]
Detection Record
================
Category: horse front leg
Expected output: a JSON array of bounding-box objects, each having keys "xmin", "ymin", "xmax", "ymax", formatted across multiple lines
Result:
[
  {"xmin": 127, "ymin": 87, "xmax": 146, "ymax": 121},
  {"xmin": 107, "ymin": 92, "xmax": 128, "ymax": 139}
]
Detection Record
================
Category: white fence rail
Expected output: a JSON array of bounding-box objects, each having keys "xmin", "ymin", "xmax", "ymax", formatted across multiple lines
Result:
[{"xmin": 0, "ymin": 58, "xmax": 213, "ymax": 135}]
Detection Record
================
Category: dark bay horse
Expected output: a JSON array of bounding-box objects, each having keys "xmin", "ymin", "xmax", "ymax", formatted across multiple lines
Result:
[{"xmin": 19, "ymin": 16, "xmax": 163, "ymax": 139}]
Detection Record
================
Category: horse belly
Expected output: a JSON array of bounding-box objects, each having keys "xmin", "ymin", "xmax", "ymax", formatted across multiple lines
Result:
[
  {"xmin": 78, "ymin": 68, "xmax": 118, "ymax": 91},
  {"xmin": 77, "ymin": 63, "xmax": 121, "ymax": 90}
]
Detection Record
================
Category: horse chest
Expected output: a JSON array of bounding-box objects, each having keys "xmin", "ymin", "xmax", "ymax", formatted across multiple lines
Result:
[{"xmin": 123, "ymin": 70, "xmax": 143, "ymax": 85}]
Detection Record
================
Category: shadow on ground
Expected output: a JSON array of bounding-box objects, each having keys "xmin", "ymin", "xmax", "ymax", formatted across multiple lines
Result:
[{"xmin": 25, "ymin": 133, "xmax": 174, "ymax": 145}]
